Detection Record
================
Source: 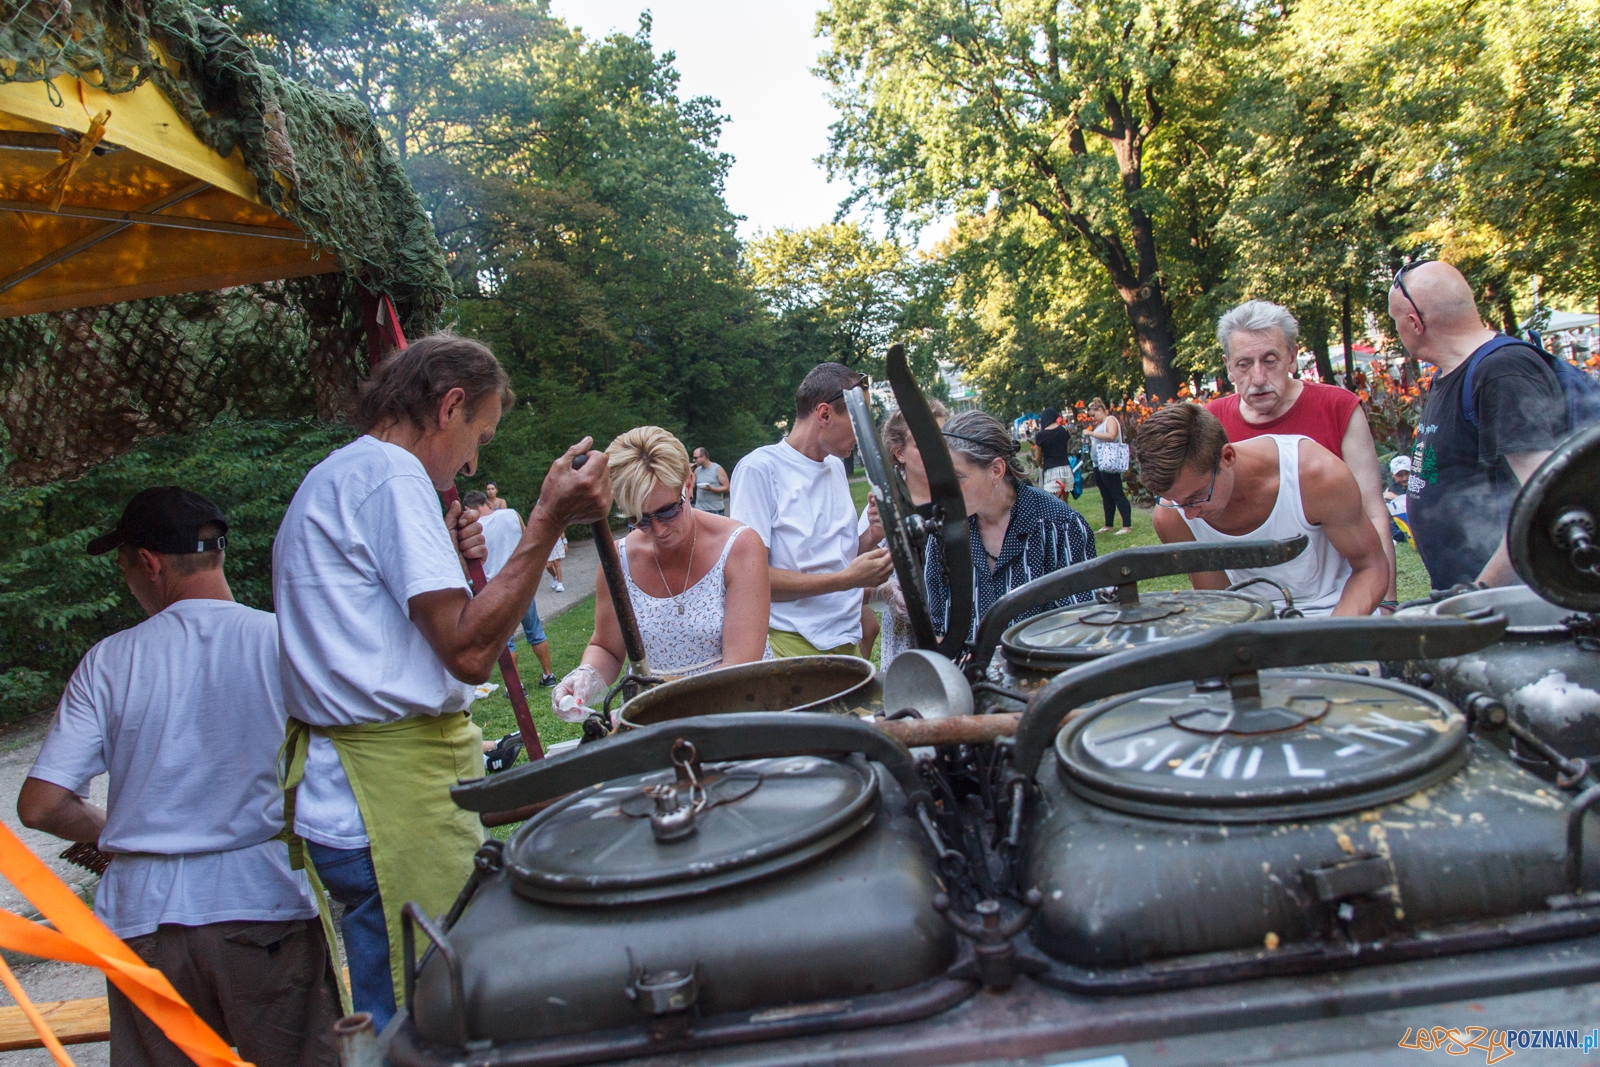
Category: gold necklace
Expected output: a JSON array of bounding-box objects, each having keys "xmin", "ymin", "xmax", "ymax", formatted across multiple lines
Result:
[{"xmin": 652, "ymin": 515, "xmax": 697, "ymax": 615}]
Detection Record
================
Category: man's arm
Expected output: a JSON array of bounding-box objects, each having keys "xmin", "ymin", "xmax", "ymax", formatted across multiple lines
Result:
[
  {"xmin": 1475, "ymin": 449, "xmax": 1553, "ymax": 586},
  {"xmin": 713, "ymin": 465, "xmax": 730, "ymax": 496},
  {"xmin": 17, "ymin": 778, "xmax": 104, "ymax": 843},
  {"xmin": 770, "ymin": 549, "xmax": 894, "ymax": 601},
  {"xmin": 1300, "ymin": 443, "xmax": 1388, "ymax": 616},
  {"xmin": 1151, "ymin": 506, "xmax": 1230, "ymax": 590},
  {"xmin": 410, "ymin": 440, "xmax": 612, "ymax": 684},
  {"xmin": 1339, "ymin": 407, "xmax": 1397, "ymax": 603}
]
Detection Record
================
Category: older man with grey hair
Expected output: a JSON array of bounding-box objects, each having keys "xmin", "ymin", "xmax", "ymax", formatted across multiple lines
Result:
[{"xmin": 1206, "ymin": 299, "xmax": 1397, "ymax": 609}]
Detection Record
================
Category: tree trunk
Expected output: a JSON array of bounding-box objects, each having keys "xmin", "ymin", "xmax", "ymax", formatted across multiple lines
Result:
[
  {"xmin": 1119, "ymin": 283, "xmax": 1179, "ymax": 401},
  {"xmin": 1341, "ymin": 285, "xmax": 1355, "ymax": 389},
  {"xmin": 1306, "ymin": 315, "xmax": 1335, "ymax": 384}
]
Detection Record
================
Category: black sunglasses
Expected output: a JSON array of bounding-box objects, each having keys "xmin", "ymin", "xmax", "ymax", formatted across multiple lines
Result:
[
  {"xmin": 627, "ymin": 493, "xmax": 687, "ymax": 530},
  {"xmin": 1155, "ymin": 463, "xmax": 1220, "ymax": 510},
  {"xmin": 1391, "ymin": 260, "xmax": 1431, "ymax": 328},
  {"xmin": 824, "ymin": 375, "xmax": 869, "ymax": 409}
]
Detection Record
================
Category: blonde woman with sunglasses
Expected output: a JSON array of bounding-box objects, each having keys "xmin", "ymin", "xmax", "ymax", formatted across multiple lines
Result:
[{"xmin": 551, "ymin": 427, "xmax": 772, "ymax": 719}]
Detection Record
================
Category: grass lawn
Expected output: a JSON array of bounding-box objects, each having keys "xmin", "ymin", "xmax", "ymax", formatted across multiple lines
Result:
[{"xmin": 471, "ymin": 599, "xmax": 597, "ymax": 755}]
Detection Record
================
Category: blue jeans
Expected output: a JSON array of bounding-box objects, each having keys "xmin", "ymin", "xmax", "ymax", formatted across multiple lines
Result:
[
  {"xmin": 305, "ymin": 842, "xmax": 397, "ymax": 1033},
  {"xmin": 514, "ymin": 599, "xmax": 546, "ymax": 649}
]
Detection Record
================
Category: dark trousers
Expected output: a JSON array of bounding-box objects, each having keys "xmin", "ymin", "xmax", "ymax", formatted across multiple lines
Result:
[
  {"xmin": 1096, "ymin": 471, "xmax": 1131, "ymax": 527},
  {"xmin": 305, "ymin": 842, "xmax": 398, "ymax": 1033},
  {"xmin": 109, "ymin": 919, "xmax": 340, "ymax": 1067}
]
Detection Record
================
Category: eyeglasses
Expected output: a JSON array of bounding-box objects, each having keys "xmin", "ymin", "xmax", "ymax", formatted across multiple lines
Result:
[
  {"xmin": 627, "ymin": 493, "xmax": 687, "ymax": 530},
  {"xmin": 824, "ymin": 374, "xmax": 869, "ymax": 410},
  {"xmin": 1391, "ymin": 260, "xmax": 1431, "ymax": 328},
  {"xmin": 1155, "ymin": 464, "xmax": 1220, "ymax": 510}
]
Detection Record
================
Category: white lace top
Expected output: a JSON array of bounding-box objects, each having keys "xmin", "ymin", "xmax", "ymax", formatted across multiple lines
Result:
[{"xmin": 617, "ymin": 526, "xmax": 773, "ymax": 676}]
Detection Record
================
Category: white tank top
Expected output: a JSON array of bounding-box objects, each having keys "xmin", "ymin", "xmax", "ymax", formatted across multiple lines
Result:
[
  {"xmin": 617, "ymin": 526, "xmax": 773, "ymax": 675},
  {"xmin": 1181, "ymin": 434, "xmax": 1351, "ymax": 616}
]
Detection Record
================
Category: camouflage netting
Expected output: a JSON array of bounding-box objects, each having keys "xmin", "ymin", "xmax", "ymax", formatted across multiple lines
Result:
[
  {"xmin": 0, "ymin": 0, "xmax": 453, "ymax": 484},
  {"xmin": 0, "ymin": 274, "xmax": 368, "ymax": 484}
]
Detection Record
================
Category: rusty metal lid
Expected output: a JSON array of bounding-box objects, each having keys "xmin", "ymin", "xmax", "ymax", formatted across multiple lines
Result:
[
  {"xmin": 1055, "ymin": 672, "xmax": 1467, "ymax": 822},
  {"xmin": 506, "ymin": 750, "xmax": 879, "ymax": 905},
  {"xmin": 1002, "ymin": 590, "xmax": 1273, "ymax": 668}
]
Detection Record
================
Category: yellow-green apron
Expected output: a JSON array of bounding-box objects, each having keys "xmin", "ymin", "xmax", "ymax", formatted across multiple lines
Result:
[{"xmin": 281, "ymin": 712, "xmax": 485, "ymax": 1010}]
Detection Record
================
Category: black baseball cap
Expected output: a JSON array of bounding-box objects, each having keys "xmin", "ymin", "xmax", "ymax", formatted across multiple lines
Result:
[{"xmin": 87, "ymin": 487, "xmax": 229, "ymax": 556}]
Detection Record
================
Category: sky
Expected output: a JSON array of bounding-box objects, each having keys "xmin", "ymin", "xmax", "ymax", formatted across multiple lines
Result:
[{"xmin": 547, "ymin": 0, "xmax": 852, "ymax": 239}]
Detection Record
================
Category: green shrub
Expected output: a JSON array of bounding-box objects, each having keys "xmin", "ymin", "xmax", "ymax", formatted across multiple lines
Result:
[{"xmin": 0, "ymin": 416, "xmax": 357, "ymax": 721}]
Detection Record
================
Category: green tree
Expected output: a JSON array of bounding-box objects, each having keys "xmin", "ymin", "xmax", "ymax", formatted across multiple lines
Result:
[
  {"xmin": 747, "ymin": 223, "xmax": 913, "ymax": 372},
  {"xmin": 819, "ymin": 0, "xmax": 1254, "ymax": 400}
]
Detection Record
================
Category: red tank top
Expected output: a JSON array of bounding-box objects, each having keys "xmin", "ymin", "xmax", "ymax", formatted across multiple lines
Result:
[{"xmin": 1207, "ymin": 383, "xmax": 1360, "ymax": 456}]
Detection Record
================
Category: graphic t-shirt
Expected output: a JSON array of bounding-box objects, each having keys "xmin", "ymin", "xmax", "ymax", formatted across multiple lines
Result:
[
  {"xmin": 1033, "ymin": 425, "xmax": 1074, "ymax": 470},
  {"xmin": 1406, "ymin": 340, "xmax": 1567, "ymax": 590}
]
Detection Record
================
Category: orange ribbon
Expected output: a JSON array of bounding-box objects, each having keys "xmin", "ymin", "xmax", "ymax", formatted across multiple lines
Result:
[
  {"xmin": 0, "ymin": 953, "xmax": 76, "ymax": 1067},
  {"xmin": 0, "ymin": 821, "xmax": 252, "ymax": 1067}
]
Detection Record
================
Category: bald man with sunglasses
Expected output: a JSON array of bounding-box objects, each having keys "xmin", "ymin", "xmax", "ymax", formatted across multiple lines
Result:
[{"xmin": 1389, "ymin": 260, "xmax": 1568, "ymax": 590}]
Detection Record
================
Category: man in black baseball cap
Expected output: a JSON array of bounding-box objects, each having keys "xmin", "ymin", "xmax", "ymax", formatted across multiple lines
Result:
[
  {"xmin": 20, "ymin": 486, "xmax": 341, "ymax": 1066},
  {"xmin": 87, "ymin": 485, "xmax": 229, "ymax": 558}
]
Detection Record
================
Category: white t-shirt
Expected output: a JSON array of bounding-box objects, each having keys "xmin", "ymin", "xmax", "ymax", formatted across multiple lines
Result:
[
  {"xmin": 273, "ymin": 435, "xmax": 476, "ymax": 849},
  {"xmin": 28, "ymin": 600, "xmax": 316, "ymax": 938},
  {"xmin": 729, "ymin": 440, "xmax": 862, "ymax": 650},
  {"xmin": 480, "ymin": 507, "xmax": 523, "ymax": 580}
]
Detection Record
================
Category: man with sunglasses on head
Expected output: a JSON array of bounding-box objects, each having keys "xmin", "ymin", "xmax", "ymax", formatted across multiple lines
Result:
[
  {"xmin": 1136, "ymin": 403, "xmax": 1388, "ymax": 616},
  {"xmin": 1389, "ymin": 260, "xmax": 1568, "ymax": 591},
  {"xmin": 730, "ymin": 362, "xmax": 895, "ymax": 657}
]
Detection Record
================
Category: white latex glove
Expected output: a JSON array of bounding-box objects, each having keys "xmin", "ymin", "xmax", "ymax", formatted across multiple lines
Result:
[
  {"xmin": 880, "ymin": 575, "xmax": 908, "ymax": 619},
  {"xmin": 552, "ymin": 663, "xmax": 607, "ymax": 722}
]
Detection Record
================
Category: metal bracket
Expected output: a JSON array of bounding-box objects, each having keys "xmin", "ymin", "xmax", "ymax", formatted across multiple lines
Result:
[
  {"xmin": 934, "ymin": 890, "xmax": 1045, "ymax": 991},
  {"xmin": 401, "ymin": 902, "xmax": 468, "ymax": 1048},
  {"xmin": 451, "ymin": 712, "xmax": 930, "ymax": 818}
]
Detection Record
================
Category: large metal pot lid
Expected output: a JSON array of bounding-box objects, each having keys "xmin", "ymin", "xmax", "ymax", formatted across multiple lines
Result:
[
  {"xmin": 1056, "ymin": 672, "xmax": 1466, "ymax": 822},
  {"xmin": 1002, "ymin": 590, "xmax": 1272, "ymax": 668},
  {"xmin": 1509, "ymin": 422, "xmax": 1600, "ymax": 613},
  {"xmin": 1424, "ymin": 585, "xmax": 1574, "ymax": 636},
  {"xmin": 506, "ymin": 749, "xmax": 878, "ymax": 905}
]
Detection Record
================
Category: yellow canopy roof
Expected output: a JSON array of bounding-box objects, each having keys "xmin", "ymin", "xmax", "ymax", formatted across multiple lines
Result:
[{"xmin": 0, "ymin": 71, "xmax": 339, "ymax": 320}]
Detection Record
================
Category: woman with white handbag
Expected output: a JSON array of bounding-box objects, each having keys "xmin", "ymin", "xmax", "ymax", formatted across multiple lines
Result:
[{"xmin": 1086, "ymin": 398, "xmax": 1134, "ymax": 535}]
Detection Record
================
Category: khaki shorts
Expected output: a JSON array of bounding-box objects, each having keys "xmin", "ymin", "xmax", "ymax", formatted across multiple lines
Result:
[{"xmin": 767, "ymin": 628, "xmax": 859, "ymax": 658}]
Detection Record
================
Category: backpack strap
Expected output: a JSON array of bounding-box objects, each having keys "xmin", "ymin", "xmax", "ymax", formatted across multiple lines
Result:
[{"xmin": 1459, "ymin": 334, "xmax": 1550, "ymax": 428}]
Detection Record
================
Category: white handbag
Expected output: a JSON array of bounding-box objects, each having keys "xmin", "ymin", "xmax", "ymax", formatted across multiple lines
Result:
[{"xmin": 1092, "ymin": 423, "xmax": 1129, "ymax": 473}]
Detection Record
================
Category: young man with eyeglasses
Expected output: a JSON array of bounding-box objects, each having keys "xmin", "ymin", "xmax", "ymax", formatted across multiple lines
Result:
[
  {"xmin": 1135, "ymin": 403, "xmax": 1388, "ymax": 616},
  {"xmin": 1389, "ymin": 260, "xmax": 1568, "ymax": 591},
  {"xmin": 729, "ymin": 362, "xmax": 895, "ymax": 657}
]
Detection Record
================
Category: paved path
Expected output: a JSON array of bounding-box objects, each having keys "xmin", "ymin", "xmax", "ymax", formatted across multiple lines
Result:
[{"xmin": 532, "ymin": 534, "xmax": 599, "ymax": 621}]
